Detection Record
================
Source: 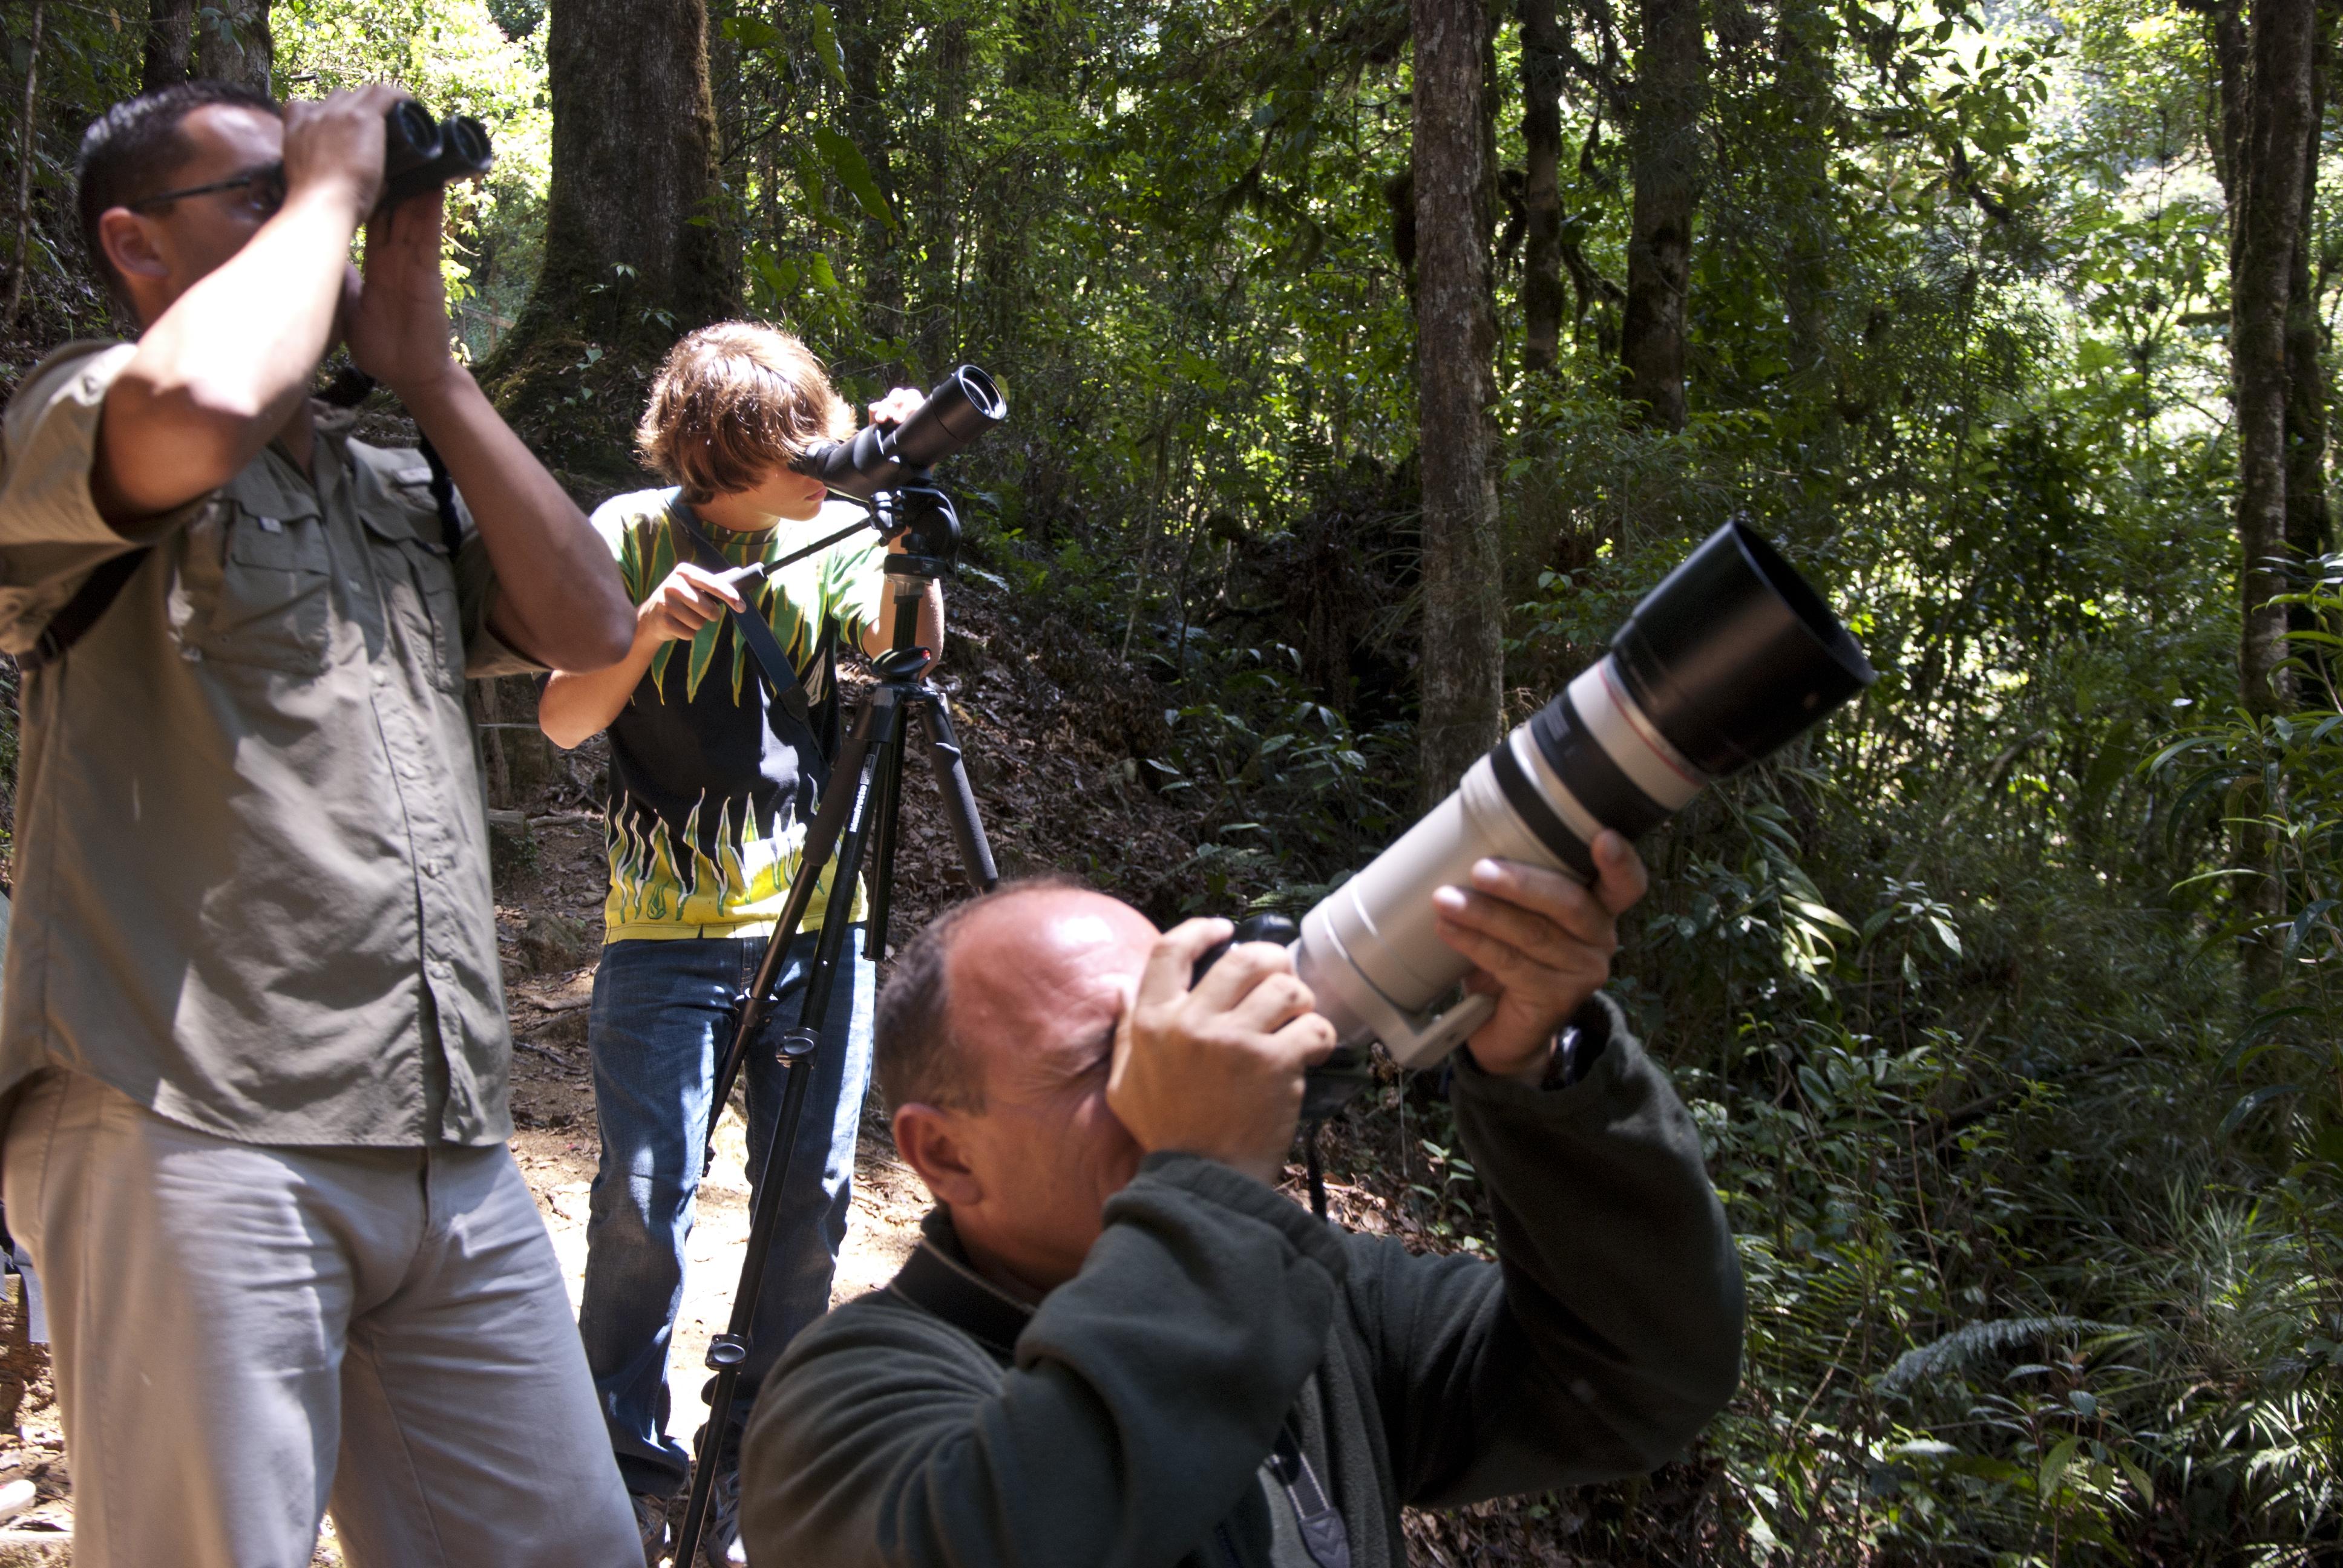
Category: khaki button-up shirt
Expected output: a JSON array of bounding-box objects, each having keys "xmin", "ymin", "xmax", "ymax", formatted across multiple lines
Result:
[{"xmin": 0, "ymin": 341, "xmax": 537, "ymax": 1146}]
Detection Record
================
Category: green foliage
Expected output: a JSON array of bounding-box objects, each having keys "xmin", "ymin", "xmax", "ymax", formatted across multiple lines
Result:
[{"xmin": 275, "ymin": 0, "xmax": 554, "ymax": 360}]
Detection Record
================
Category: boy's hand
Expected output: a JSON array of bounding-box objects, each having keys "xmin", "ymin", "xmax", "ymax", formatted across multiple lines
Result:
[
  {"xmin": 867, "ymin": 387, "xmax": 925, "ymax": 428},
  {"xmin": 638, "ymin": 562, "xmax": 747, "ymax": 645}
]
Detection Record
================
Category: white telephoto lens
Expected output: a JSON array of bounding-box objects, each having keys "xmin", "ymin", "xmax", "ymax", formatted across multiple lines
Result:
[
  {"xmin": 1292, "ymin": 655, "xmax": 1678, "ymax": 1070},
  {"xmin": 1287, "ymin": 521, "xmax": 1875, "ymax": 1081}
]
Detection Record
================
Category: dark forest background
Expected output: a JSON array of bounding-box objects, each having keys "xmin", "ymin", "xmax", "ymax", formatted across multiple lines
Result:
[{"xmin": 2, "ymin": 0, "xmax": 2340, "ymax": 1560}]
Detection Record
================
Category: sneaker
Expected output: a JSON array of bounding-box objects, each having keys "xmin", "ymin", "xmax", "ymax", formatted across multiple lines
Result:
[
  {"xmin": 630, "ymin": 1491, "xmax": 670, "ymax": 1567},
  {"xmin": 703, "ymin": 1467, "xmax": 748, "ymax": 1566}
]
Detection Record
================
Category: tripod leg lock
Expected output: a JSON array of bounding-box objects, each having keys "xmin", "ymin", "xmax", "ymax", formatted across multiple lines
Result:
[
  {"xmin": 779, "ymin": 1027, "xmax": 821, "ymax": 1065},
  {"xmin": 706, "ymin": 1334, "xmax": 749, "ymax": 1370}
]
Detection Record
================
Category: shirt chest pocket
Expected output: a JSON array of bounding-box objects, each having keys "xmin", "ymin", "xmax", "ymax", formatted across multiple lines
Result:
[
  {"xmin": 182, "ymin": 501, "xmax": 336, "ymax": 674},
  {"xmin": 360, "ymin": 497, "xmax": 465, "ymax": 692}
]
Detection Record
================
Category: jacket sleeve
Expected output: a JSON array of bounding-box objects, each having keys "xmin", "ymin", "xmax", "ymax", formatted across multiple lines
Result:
[
  {"xmin": 738, "ymin": 1155, "xmax": 1348, "ymax": 1568},
  {"xmin": 1345, "ymin": 994, "xmax": 1745, "ymax": 1506}
]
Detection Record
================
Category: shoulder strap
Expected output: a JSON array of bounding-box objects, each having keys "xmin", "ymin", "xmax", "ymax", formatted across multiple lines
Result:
[
  {"xmin": 1267, "ymin": 1425, "xmax": 1354, "ymax": 1568},
  {"xmin": 416, "ymin": 433, "xmax": 466, "ymax": 555},
  {"xmin": 21, "ymin": 548, "xmax": 150, "ymax": 673},
  {"xmin": 664, "ymin": 498, "xmax": 813, "ymax": 724}
]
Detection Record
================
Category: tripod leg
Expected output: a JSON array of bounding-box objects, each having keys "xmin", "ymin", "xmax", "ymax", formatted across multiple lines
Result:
[
  {"xmin": 671, "ymin": 694, "xmax": 902, "ymax": 1568},
  {"xmin": 913, "ymin": 693, "xmax": 1000, "ymax": 892},
  {"xmin": 703, "ymin": 695, "xmax": 889, "ymax": 1177},
  {"xmin": 862, "ymin": 718, "xmax": 904, "ymax": 963}
]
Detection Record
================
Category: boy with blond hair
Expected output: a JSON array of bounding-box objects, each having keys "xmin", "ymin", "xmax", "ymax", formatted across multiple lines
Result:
[{"xmin": 540, "ymin": 322, "xmax": 941, "ymax": 1564}]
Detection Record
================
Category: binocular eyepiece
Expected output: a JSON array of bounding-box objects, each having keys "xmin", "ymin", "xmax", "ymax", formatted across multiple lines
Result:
[
  {"xmin": 799, "ymin": 365, "xmax": 1008, "ymax": 501},
  {"xmin": 382, "ymin": 100, "xmax": 494, "ymax": 208}
]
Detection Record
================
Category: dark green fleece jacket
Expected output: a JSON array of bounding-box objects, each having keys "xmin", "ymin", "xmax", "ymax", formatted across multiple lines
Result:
[{"xmin": 738, "ymin": 996, "xmax": 1744, "ymax": 1568}]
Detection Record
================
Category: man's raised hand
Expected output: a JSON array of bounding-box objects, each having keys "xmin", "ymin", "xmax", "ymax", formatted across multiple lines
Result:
[
  {"xmin": 1431, "ymin": 831, "xmax": 1650, "ymax": 1082},
  {"xmin": 1106, "ymin": 920, "xmax": 1337, "ymax": 1186},
  {"xmin": 280, "ymin": 85, "xmax": 405, "ymax": 224}
]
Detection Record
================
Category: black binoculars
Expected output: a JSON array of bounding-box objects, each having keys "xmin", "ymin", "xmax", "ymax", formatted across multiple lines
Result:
[{"xmin": 383, "ymin": 100, "xmax": 493, "ymax": 207}]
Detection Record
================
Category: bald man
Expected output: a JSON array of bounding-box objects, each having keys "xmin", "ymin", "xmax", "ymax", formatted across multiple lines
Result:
[{"xmin": 738, "ymin": 835, "xmax": 1745, "ymax": 1568}]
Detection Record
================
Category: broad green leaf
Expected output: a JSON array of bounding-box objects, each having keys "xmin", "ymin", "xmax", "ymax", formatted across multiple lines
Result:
[
  {"xmin": 814, "ymin": 126, "xmax": 896, "ymax": 229},
  {"xmin": 807, "ymin": 4, "xmax": 849, "ymax": 92},
  {"xmin": 2039, "ymin": 1434, "xmax": 2082, "ymax": 1498}
]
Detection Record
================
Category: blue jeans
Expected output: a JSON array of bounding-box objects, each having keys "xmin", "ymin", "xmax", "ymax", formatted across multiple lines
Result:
[{"xmin": 575, "ymin": 929, "xmax": 875, "ymax": 1498}]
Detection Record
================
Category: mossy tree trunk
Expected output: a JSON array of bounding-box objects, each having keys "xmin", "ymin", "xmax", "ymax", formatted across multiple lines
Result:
[
  {"xmin": 2207, "ymin": 0, "xmax": 2319, "ymax": 998},
  {"xmin": 839, "ymin": 0, "xmax": 906, "ymax": 384},
  {"xmin": 482, "ymin": 0, "xmax": 733, "ymax": 473}
]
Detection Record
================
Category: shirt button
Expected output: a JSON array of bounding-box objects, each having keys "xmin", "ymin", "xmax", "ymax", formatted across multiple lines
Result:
[
  {"xmin": 428, "ymin": 958, "xmax": 451, "ymax": 978},
  {"xmin": 372, "ymin": 668, "xmax": 388, "ymax": 687}
]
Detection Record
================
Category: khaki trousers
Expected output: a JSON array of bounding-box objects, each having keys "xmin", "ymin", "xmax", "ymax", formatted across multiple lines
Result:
[{"xmin": 2, "ymin": 1069, "xmax": 641, "ymax": 1568}]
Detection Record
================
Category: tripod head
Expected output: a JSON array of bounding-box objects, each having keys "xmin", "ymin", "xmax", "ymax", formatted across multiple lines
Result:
[{"xmin": 868, "ymin": 475, "xmax": 963, "ymax": 584}]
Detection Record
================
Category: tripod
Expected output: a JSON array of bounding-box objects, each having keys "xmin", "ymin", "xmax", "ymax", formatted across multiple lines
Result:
[{"xmin": 669, "ymin": 495, "xmax": 999, "ymax": 1565}]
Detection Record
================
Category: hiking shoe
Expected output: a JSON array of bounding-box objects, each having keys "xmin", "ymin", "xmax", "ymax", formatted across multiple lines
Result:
[
  {"xmin": 630, "ymin": 1491, "xmax": 669, "ymax": 1567},
  {"xmin": 704, "ymin": 1467, "xmax": 748, "ymax": 1566}
]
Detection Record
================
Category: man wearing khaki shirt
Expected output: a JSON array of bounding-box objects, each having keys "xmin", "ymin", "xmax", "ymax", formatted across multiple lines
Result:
[{"xmin": 0, "ymin": 79, "xmax": 642, "ymax": 1566}]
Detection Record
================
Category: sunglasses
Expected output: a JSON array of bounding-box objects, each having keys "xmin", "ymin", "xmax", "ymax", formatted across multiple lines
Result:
[{"xmin": 126, "ymin": 160, "xmax": 288, "ymax": 220}]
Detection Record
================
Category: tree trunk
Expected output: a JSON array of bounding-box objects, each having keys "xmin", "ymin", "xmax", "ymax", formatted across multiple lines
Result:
[
  {"xmin": 1621, "ymin": 0, "xmax": 1704, "ymax": 430},
  {"xmin": 838, "ymin": 0, "xmax": 905, "ymax": 382},
  {"xmin": 2283, "ymin": 3, "xmax": 2333, "ymax": 591},
  {"xmin": 2208, "ymin": 0, "xmax": 2319, "ymax": 1000},
  {"xmin": 5, "ymin": 0, "xmax": 44, "ymax": 334},
  {"xmin": 2228, "ymin": 0, "xmax": 2315, "ymax": 720},
  {"xmin": 195, "ymin": 0, "xmax": 272, "ymax": 91},
  {"xmin": 1412, "ymin": 0, "xmax": 1506, "ymax": 806},
  {"xmin": 916, "ymin": 16, "xmax": 970, "ymax": 380},
  {"xmin": 1777, "ymin": 0, "xmax": 1841, "ymax": 464},
  {"xmin": 484, "ymin": 0, "xmax": 730, "ymax": 463},
  {"xmin": 142, "ymin": 0, "xmax": 195, "ymax": 93},
  {"xmin": 1518, "ymin": 0, "xmax": 1566, "ymax": 374}
]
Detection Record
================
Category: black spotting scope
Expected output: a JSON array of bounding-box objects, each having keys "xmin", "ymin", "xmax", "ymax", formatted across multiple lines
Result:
[
  {"xmin": 799, "ymin": 365, "xmax": 1007, "ymax": 500},
  {"xmin": 382, "ymin": 100, "xmax": 494, "ymax": 208}
]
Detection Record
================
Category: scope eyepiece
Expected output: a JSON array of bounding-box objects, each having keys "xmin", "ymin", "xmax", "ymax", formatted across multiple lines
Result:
[{"xmin": 381, "ymin": 100, "xmax": 495, "ymax": 208}]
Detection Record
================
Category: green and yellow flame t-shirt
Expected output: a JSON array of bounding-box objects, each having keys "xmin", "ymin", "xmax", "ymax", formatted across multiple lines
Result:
[{"xmin": 591, "ymin": 488, "xmax": 888, "ymax": 942}]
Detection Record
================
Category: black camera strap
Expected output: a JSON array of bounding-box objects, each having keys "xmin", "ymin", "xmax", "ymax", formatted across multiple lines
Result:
[
  {"xmin": 664, "ymin": 498, "xmax": 816, "ymax": 725},
  {"xmin": 21, "ymin": 547, "xmax": 149, "ymax": 673}
]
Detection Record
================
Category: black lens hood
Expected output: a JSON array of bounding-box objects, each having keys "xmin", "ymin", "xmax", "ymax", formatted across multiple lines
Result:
[
  {"xmin": 1609, "ymin": 521, "xmax": 1875, "ymax": 777},
  {"xmin": 381, "ymin": 101, "xmax": 442, "ymax": 199},
  {"xmin": 807, "ymin": 364, "xmax": 1007, "ymax": 500},
  {"xmin": 891, "ymin": 366, "xmax": 1007, "ymax": 469}
]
